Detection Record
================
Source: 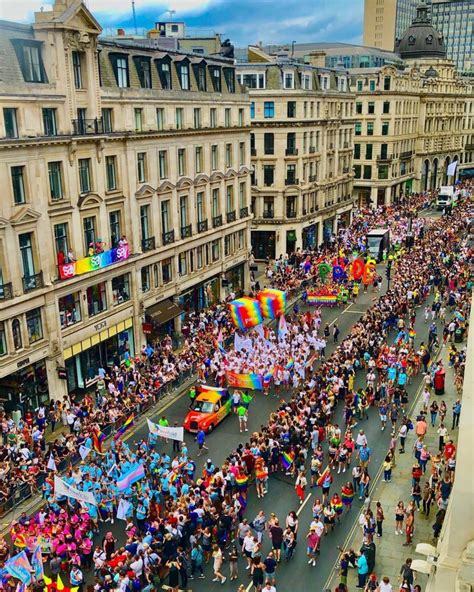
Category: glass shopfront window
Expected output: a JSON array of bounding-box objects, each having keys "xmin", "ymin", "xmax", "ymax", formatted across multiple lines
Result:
[
  {"xmin": 223, "ymin": 263, "xmax": 245, "ymax": 297},
  {"xmin": 59, "ymin": 292, "xmax": 82, "ymax": 328},
  {"xmin": 86, "ymin": 282, "xmax": 107, "ymax": 316},
  {"xmin": 111, "ymin": 274, "xmax": 130, "ymax": 305},
  {"xmin": 179, "ymin": 276, "xmax": 219, "ymax": 316},
  {"xmin": 0, "ymin": 360, "xmax": 49, "ymax": 412}
]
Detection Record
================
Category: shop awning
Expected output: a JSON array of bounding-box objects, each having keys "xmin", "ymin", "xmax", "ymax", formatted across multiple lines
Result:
[{"xmin": 146, "ymin": 299, "xmax": 183, "ymax": 325}]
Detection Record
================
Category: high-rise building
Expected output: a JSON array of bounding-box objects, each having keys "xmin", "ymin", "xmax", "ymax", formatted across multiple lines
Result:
[
  {"xmin": 363, "ymin": 0, "xmax": 474, "ymax": 72},
  {"xmin": 0, "ymin": 0, "xmax": 252, "ymax": 406}
]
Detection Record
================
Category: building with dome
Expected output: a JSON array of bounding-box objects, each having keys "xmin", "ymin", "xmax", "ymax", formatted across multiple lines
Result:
[{"xmin": 351, "ymin": 2, "xmax": 474, "ymax": 206}]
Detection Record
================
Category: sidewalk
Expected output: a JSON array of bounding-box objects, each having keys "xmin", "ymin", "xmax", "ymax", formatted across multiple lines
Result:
[{"xmin": 328, "ymin": 340, "xmax": 463, "ymax": 591}]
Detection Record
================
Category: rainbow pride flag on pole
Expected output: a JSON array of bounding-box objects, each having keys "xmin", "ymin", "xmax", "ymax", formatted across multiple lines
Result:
[
  {"xmin": 281, "ymin": 451, "xmax": 295, "ymax": 470},
  {"xmin": 228, "ymin": 297, "xmax": 263, "ymax": 330},
  {"xmin": 226, "ymin": 371, "xmax": 263, "ymax": 390},
  {"xmin": 257, "ymin": 289, "xmax": 287, "ymax": 319},
  {"xmin": 93, "ymin": 430, "xmax": 106, "ymax": 453},
  {"xmin": 114, "ymin": 414, "xmax": 134, "ymax": 440}
]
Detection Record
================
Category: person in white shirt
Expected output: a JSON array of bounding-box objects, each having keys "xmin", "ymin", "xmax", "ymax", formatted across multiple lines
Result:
[
  {"xmin": 263, "ymin": 583, "xmax": 276, "ymax": 592},
  {"xmin": 378, "ymin": 575, "xmax": 393, "ymax": 592}
]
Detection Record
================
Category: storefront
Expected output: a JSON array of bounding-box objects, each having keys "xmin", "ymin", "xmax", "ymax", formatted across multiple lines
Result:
[
  {"xmin": 286, "ymin": 230, "xmax": 297, "ymax": 254},
  {"xmin": 64, "ymin": 318, "xmax": 134, "ymax": 394},
  {"xmin": 179, "ymin": 275, "xmax": 220, "ymax": 316},
  {"xmin": 223, "ymin": 262, "xmax": 246, "ymax": 297},
  {"xmin": 251, "ymin": 230, "xmax": 276, "ymax": 260},
  {"xmin": 302, "ymin": 223, "xmax": 318, "ymax": 250},
  {"xmin": 144, "ymin": 298, "xmax": 183, "ymax": 342},
  {"xmin": 323, "ymin": 218, "xmax": 335, "ymax": 242},
  {"xmin": 0, "ymin": 359, "xmax": 49, "ymax": 413}
]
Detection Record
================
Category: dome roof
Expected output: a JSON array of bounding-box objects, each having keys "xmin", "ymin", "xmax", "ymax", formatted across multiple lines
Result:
[{"xmin": 395, "ymin": 1, "xmax": 446, "ymax": 60}]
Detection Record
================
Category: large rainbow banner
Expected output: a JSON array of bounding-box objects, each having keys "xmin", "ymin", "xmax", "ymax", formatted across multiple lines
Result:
[
  {"xmin": 226, "ymin": 371, "xmax": 263, "ymax": 390},
  {"xmin": 228, "ymin": 297, "xmax": 263, "ymax": 330},
  {"xmin": 59, "ymin": 244, "xmax": 129, "ymax": 280},
  {"xmin": 257, "ymin": 289, "xmax": 287, "ymax": 319}
]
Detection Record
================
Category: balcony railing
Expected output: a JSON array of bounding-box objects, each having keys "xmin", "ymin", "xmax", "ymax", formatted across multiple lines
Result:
[
  {"xmin": 162, "ymin": 230, "xmax": 175, "ymax": 245},
  {"xmin": 197, "ymin": 219, "xmax": 208, "ymax": 233},
  {"xmin": 22, "ymin": 271, "xmax": 43, "ymax": 293},
  {"xmin": 213, "ymin": 214, "xmax": 223, "ymax": 228},
  {"xmin": 377, "ymin": 154, "xmax": 393, "ymax": 162},
  {"xmin": 263, "ymin": 210, "xmax": 274, "ymax": 219},
  {"xmin": 181, "ymin": 224, "xmax": 192, "ymax": 239},
  {"xmin": 72, "ymin": 118, "xmax": 104, "ymax": 135},
  {"xmin": 226, "ymin": 211, "xmax": 236, "ymax": 223},
  {"xmin": 141, "ymin": 237, "xmax": 156, "ymax": 252},
  {"xmin": 285, "ymin": 147, "xmax": 299, "ymax": 156},
  {"xmin": 465, "ymin": 143, "xmax": 474, "ymax": 150},
  {"xmin": 285, "ymin": 177, "xmax": 299, "ymax": 185},
  {"xmin": 240, "ymin": 206, "xmax": 249, "ymax": 218},
  {"xmin": 0, "ymin": 282, "xmax": 13, "ymax": 301},
  {"xmin": 309, "ymin": 146, "xmax": 316, "ymax": 153},
  {"xmin": 400, "ymin": 150, "xmax": 414, "ymax": 159}
]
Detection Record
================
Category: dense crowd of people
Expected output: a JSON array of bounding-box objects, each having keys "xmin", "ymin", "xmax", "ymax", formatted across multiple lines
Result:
[{"xmin": 0, "ymin": 187, "xmax": 472, "ymax": 592}]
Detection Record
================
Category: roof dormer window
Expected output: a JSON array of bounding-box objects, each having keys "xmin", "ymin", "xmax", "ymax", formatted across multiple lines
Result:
[
  {"xmin": 177, "ymin": 61, "xmax": 190, "ymax": 90},
  {"xmin": 134, "ymin": 56, "xmax": 152, "ymax": 88},
  {"xmin": 157, "ymin": 58, "xmax": 172, "ymax": 90},
  {"xmin": 11, "ymin": 40, "xmax": 47, "ymax": 83},
  {"xmin": 109, "ymin": 53, "xmax": 129, "ymax": 88}
]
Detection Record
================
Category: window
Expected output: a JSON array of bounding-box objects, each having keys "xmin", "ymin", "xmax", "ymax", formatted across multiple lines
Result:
[
  {"xmin": 195, "ymin": 146, "xmax": 203, "ymax": 174},
  {"xmin": 368, "ymin": 102, "xmax": 375, "ymax": 114},
  {"xmin": 250, "ymin": 102, "xmax": 255, "ymax": 118},
  {"xmin": 86, "ymin": 282, "xmax": 107, "ymax": 315},
  {"xmin": 383, "ymin": 76, "xmax": 391, "ymax": 91},
  {"xmin": 210, "ymin": 67, "xmax": 221, "ymax": 91},
  {"xmin": 264, "ymin": 133, "xmax": 274, "ymax": 155},
  {"xmin": 135, "ymin": 57, "xmax": 152, "ymax": 88},
  {"xmin": 26, "ymin": 308, "xmax": 42, "ymax": 343},
  {"xmin": 177, "ymin": 252, "xmax": 186, "ymax": 276},
  {"xmin": 109, "ymin": 211, "xmax": 121, "ymax": 247},
  {"xmin": 354, "ymin": 143, "xmax": 361, "ymax": 159},
  {"xmin": 284, "ymin": 72, "xmax": 294, "ymax": 89},
  {"xmin": 226, "ymin": 186, "xmax": 234, "ymax": 213},
  {"xmin": 224, "ymin": 234, "xmax": 231, "ymax": 256},
  {"xmin": 380, "ymin": 143, "xmax": 388, "ymax": 159},
  {"xmin": 357, "ymin": 80, "xmax": 363, "ymax": 92},
  {"xmin": 224, "ymin": 68, "xmax": 235, "ymax": 92},
  {"xmin": 378, "ymin": 164, "xmax": 389, "ymax": 180},
  {"xmin": 15, "ymin": 42, "xmax": 45, "ymax": 83},
  {"xmin": 263, "ymin": 165, "xmax": 274, "ymax": 186},
  {"xmin": 211, "ymin": 145, "xmax": 218, "ymax": 170},
  {"xmin": 210, "ymin": 108, "xmax": 217, "ymax": 128},
  {"xmin": 112, "ymin": 274, "xmax": 130, "ymax": 305},
  {"xmin": 239, "ymin": 182, "xmax": 246, "ymax": 209},
  {"xmin": 156, "ymin": 107, "xmax": 165, "ymax": 130},
  {"xmin": 12, "ymin": 319, "xmax": 22, "ymax": 350},
  {"xmin": 158, "ymin": 59, "xmax": 172, "ymax": 90},
  {"xmin": 365, "ymin": 144, "xmax": 373, "ymax": 160},
  {"xmin": 179, "ymin": 63, "xmax": 190, "ymax": 90},
  {"xmin": 194, "ymin": 108, "xmax": 201, "ymax": 129},
  {"xmin": 11, "ymin": 166, "xmax": 26, "ymax": 204},
  {"xmin": 162, "ymin": 258, "xmax": 172, "ymax": 283},
  {"xmin": 179, "ymin": 195, "xmax": 188, "ymax": 228},
  {"xmin": 161, "ymin": 200, "xmax": 170, "ymax": 234},
  {"xmin": 383, "ymin": 101, "xmax": 390, "ymax": 114},
  {"xmin": 78, "ymin": 158, "xmax": 91, "ymax": 193},
  {"xmin": 381, "ymin": 122, "xmax": 389, "ymax": 136},
  {"xmin": 287, "ymin": 132, "xmax": 296, "ymax": 153},
  {"xmin": 178, "ymin": 148, "xmax": 186, "ymax": 176},
  {"xmin": 134, "ymin": 108, "xmax": 143, "ymax": 132},
  {"xmin": 19, "ymin": 232, "xmax": 35, "ymax": 280},
  {"xmin": 72, "ymin": 51, "xmax": 83, "ymax": 88},
  {"xmin": 59, "ymin": 293, "xmax": 81, "ymax": 328},
  {"xmin": 83, "ymin": 216, "xmax": 96, "ymax": 253},
  {"xmin": 287, "ymin": 101, "xmax": 296, "ymax": 118},
  {"xmin": 4, "ymin": 108, "xmax": 18, "ymax": 138},
  {"xmin": 225, "ymin": 108, "xmax": 231, "ymax": 127},
  {"xmin": 367, "ymin": 122, "xmax": 374, "ymax": 136},
  {"xmin": 286, "ymin": 164, "xmax": 297, "ymax": 184},
  {"xmin": 239, "ymin": 142, "xmax": 245, "ymax": 166},
  {"xmin": 115, "ymin": 56, "xmax": 129, "ymax": 88},
  {"xmin": 137, "ymin": 152, "xmax": 147, "ymax": 183},
  {"xmin": 212, "ymin": 239, "xmax": 220, "ymax": 261},
  {"xmin": 356, "ymin": 102, "xmax": 363, "ymax": 114},
  {"xmin": 195, "ymin": 65, "xmax": 207, "ymax": 91},
  {"xmin": 54, "ymin": 223, "xmax": 69, "ymax": 260},
  {"xmin": 106, "ymin": 155, "xmax": 118, "ymax": 191},
  {"xmin": 196, "ymin": 246, "xmax": 203, "ymax": 269},
  {"xmin": 355, "ymin": 123, "xmax": 362, "ymax": 136},
  {"xmin": 264, "ymin": 101, "xmax": 275, "ymax": 118},
  {"xmin": 301, "ymin": 73, "xmax": 311, "ymax": 90},
  {"xmin": 212, "ymin": 189, "xmax": 219, "ymax": 218},
  {"xmin": 196, "ymin": 192, "xmax": 205, "ymax": 223},
  {"xmin": 263, "ymin": 197, "xmax": 274, "ymax": 217},
  {"xmin": 238, "ymin": 108, "xmax": 244, "ymax": 126},
  {"xmin": 175, "ymin": 108, "xmax": 183, "ymax": 129},
  {"xmin": 363, "ymin": 165, "xmax": 372, "ymax": 180},
  {"xmin": 159, "ymin": 150, "xmax": 168, "ymax": 178},
  {"xmin": 225, "ymin": 143, "xmax": 232, "ymax": 167},
  {"xmin": 369, "ymin": 80, "xmax": 376, "ymax": 92},
  {"xmin": 353, "ymin": 165, "xmax": 361, "ymax": 179},
  {"xmin": 140, "ymin": 204, "xmax": 150, "ymax": 240},
  {"xmin": 102, "ymin": 108, "xmax": 113, "ymax": 133},
  {"xmin": 46, "ymin": 161, "xmax": 63, "ymax": 202}
]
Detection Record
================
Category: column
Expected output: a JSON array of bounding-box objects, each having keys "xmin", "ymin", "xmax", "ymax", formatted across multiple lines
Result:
[
  {"xmin": 370, "ymin": 186, "xmax": 378, "ymax": 208},
  {"xmin": 45, "ymin": 357, "xmax": 68, "ymax": 401},
  {"xmin": 317, "ymin": 222, "xmax": 324, "ymax": 245},
  {"xmin": 385, "ymin": 186, "xmax": 391, "ymax": 206}
]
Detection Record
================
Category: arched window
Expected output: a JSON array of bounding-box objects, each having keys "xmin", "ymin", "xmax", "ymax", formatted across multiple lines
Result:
[{"xmin": 12, "ymin": 318, "xmax": 22, "ymax": 350}]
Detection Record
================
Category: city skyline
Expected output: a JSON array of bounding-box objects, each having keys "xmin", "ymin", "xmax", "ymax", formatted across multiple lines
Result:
[{"xmin": 0, "ymin": 0, "xmax": 365, "ymax": 46}]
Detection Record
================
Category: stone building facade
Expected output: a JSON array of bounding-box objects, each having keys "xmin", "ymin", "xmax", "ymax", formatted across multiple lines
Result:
[
  {"xmin": 238, "ymin": 47, "xmax": 355, "ymax": 259},
  {"xmin": 0, "ymin": 0, "xmax": 252, "ymax": 406}
]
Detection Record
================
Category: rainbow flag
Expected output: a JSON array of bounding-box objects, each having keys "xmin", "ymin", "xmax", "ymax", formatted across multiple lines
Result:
[
  {"xmin": 226, "ymin": 371, "xmax": 263, "ymax": 390},
  {"xmin": 257, "ymin": 289, "xmax": 287, "ymax": 319},
  {"xmin": 408, "ymin": 328, "xmax": 417, "ymax": 339},
  {"xmin": 114, "ymin": 414, "xmax": 134, "ymax": 441},
  {"xmin": 331, "ymin": 498, "xmax": 343, "ymax": 514},
  {"xmin": 228, "ymin": 297, "xmax": 263, "ymax": 330},
  {"xmin": 198, "ymin": 385, "xmax": 228, "ymax": 396},
  {"xmin": 263, "ymin": 369, "xmax": 274, "ymax": 387},
  {"xmin": 316, "ymin": 467, "xmax": 332, "ymax": 488},
  {"xmin": 341, "ymin": 488, "xmax": 354, "ymax": 506},
  {"xmin": 281, "ymin": 451, "xmax": 294, "ymax": 470},
  {"xmin": 93, "ymin": 431, "xmax": 106, "ymax": 453},
  {"xmin": 285, "ymin": 358, "xmax": 294, "ymax": 370},
  {"xmin": 307, "ymin": 294, "xmax": 338, "ymax": 306},
  {"xmin": 235, "ymin": 474, "xmax": 249, "ymax": 489}
]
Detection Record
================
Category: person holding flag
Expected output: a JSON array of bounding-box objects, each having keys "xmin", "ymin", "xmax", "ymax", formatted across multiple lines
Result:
[{"xmin": 317, "ymin": 467, "xmax": 333, "ymax": 503}]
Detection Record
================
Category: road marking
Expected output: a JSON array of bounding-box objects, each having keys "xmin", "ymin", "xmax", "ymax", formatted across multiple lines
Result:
[
  {"xmin": 321, "ymin": 343, "xmax": 442, "ymax": 591},
  {"xmin": 296, "ymin": 492, "xmax": 312, "ymax": 516},
  {"xmin": 342, "ymin": 310, "xmax": 366, "ymax": 314}
]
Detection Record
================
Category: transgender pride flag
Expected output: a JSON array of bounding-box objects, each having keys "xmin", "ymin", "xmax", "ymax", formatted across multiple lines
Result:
[{"xmin": 117, "ymin": 463, "xmax": 145, "ymax": 491}]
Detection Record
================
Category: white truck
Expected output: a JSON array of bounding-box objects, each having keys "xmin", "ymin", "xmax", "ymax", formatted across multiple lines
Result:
[{"xmin": 436, "ymin": 186, "xmax": 454, "ymax": 210}]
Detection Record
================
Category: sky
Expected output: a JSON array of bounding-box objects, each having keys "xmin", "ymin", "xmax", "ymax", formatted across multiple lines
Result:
[{"xmin": 1, "ymin": 0, "xmax": 365, "ymax": 47}]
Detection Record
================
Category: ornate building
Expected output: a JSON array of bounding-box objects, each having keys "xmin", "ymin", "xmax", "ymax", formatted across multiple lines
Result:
[
  {"xmin": 353, "ymin": 3, "xmax": 474, "ymax": 206},
  {"xmin": 0, "ymin": 0, "xmax": 252, "ymax": 406},
  {"xmin": 237, "ymin": 47, "xmax": 355, "ymax": 259}
]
